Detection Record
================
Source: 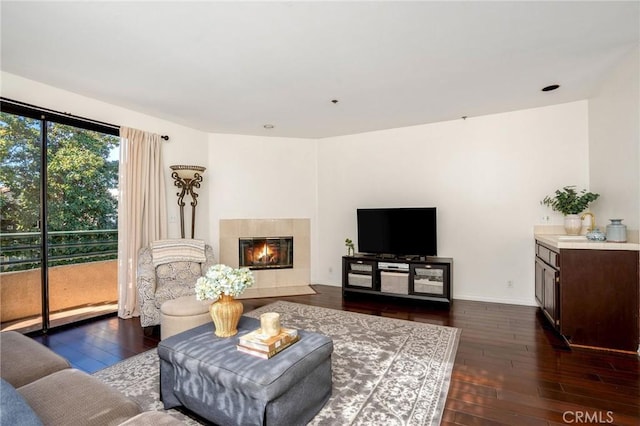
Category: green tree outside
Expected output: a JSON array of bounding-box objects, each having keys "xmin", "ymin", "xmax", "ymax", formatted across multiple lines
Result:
[{"xmin": 0, "ymin": 111, "xmax": 119, "ymax": 270}]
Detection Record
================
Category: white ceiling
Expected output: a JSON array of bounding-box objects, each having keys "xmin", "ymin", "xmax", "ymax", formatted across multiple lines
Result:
[{"xmin": 1, "ymin": 1, "xmax": 638, "ymax": 138}]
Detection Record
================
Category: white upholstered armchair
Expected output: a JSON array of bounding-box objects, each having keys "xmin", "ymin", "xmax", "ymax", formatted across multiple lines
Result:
[{"xmin": 136, "ymin": 239, "xmax": 215, "ymax": 328}]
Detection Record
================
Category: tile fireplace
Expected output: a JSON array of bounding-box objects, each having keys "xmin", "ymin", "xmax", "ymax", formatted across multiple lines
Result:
[{"xmin": 219, "ymin": 219, "xmax": 310, "ymax": 290}]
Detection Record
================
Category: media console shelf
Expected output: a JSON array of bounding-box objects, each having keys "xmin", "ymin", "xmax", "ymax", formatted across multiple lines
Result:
[{"xmin": 342, "ymin": 255, "xmax": 452, "ymax": 306}]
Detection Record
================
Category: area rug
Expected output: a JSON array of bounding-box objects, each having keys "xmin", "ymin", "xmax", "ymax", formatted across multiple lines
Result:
[
  {"xmin": 93, "ymin": 301, "xmax": 460, "ymax": 425},
  {"xmin": 236, "ymin": 285, "xmax": 317, "ymax": 299}
]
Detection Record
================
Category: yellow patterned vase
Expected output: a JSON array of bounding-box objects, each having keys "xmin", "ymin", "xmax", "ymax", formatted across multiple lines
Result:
[{"xmin": 209, "ymin": 294, "xmax": 243, "ymax": 337}]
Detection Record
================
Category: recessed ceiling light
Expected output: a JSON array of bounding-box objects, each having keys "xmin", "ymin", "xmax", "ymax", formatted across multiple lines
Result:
[
  {"xmin": 331, "ymin": 99, "xmax": 339, "ymax": 104},
  {"xmin": 542, "ymin": 84, "xmax": 560, "ymax": 92},
  {"xmin": 263, "ymin": 124, "xmax": 274, "ymax": 129}
]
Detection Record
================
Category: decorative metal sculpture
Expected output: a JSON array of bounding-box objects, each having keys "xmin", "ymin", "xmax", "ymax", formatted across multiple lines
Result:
[{"xmin": 170, "ymin": 165, "xmax": 206, "ymax": 238}]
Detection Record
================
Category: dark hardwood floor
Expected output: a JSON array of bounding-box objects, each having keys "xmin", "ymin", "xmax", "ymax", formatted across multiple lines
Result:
[{"xmin": 31, "ymin": 285, "xmax": 639, "ymax": 425}]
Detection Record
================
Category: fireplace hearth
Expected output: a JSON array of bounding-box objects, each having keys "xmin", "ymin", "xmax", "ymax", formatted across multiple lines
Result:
[{"xmin": 239, "ymin": 237, "xmax": 294, "ymax": 270}]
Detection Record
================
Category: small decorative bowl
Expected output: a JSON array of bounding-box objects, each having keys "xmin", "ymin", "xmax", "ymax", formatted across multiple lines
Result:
[{"xmin": 586, "ymin": 228, "xmax": 606, "ymax": 241}]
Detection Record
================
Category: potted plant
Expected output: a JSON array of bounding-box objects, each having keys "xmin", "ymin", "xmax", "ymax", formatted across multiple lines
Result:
[
  {"xmin": 541, "ymin": 186, "xmax": 599, "ymax": 235},
  {"xmin": 345, "ymin": 238, "xmax": 355, "ymax": 256},
  {"xmin": 196, "ymin": 264, "xmax": 255, "ymax": 337}
]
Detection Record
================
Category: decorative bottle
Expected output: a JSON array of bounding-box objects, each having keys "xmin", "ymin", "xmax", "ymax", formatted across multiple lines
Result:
[{"xmin": 605, "ymin": 219, "xmax": 627, "ymax": 243}]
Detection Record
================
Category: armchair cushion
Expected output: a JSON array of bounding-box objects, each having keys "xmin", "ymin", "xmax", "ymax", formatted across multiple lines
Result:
[
  {"xmin": 151, "ymin": 239, "xmax": 206, "ymax": 267},
  {"xmin": 154, "ymin": 261, "xmax": 203, "ymax": 309}
]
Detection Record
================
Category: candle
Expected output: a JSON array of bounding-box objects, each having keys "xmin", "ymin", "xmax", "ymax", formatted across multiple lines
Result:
[{"xmin": 260, "ymin": 312, "xmax": 281, "ymax": 337}]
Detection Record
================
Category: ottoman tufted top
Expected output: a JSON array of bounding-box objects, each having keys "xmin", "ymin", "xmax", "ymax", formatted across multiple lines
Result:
[{"xmin": 158, "ymin": 316, "xmax": 333, "ymax": 400}]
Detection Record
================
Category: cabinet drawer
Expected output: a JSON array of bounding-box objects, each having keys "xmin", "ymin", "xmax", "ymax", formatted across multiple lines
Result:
[
  {"xmin": 347, "ymin": 273, "xmax": 373, "ymax": 288},
  {"xmin": 348, "ymin": 262, "xmax": 373, "ymax": 273},
  {"xmin": 536, "ymin": 243, "xmax": 559, "ymax": 268},
  {"xmin": 381, "ymin": 271, "xmax": 409, "ymax": 294}
]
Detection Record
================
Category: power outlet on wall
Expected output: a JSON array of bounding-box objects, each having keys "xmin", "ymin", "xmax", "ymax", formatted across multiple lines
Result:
[{"xmin": 507, "ymin": 280, "xmax": 514, "ymax": 288}]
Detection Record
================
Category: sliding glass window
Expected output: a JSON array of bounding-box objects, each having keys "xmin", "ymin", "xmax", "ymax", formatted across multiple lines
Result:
[{"xmin": 0, "ymin": 100, "xmax": 119, "ymax": 333}]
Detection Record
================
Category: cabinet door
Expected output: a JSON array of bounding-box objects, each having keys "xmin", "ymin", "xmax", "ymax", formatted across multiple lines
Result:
[
  {"xmin": 543, "ymin": 267, "xmax": 559, "ymax": 327},
  {"xmin": 410, "ymin": 264, "xmax": 449, "ymax": 299},
  {"xmin": 534, "ymin": 259, "xmax": 544, "ymax": 307},
  {"xmin": 343, "ymin": 259, "xmax": 376, "ymax": 289},
  {"xmin": 559, "ymin": 249, "xmax": 639, "ymax": 351}
]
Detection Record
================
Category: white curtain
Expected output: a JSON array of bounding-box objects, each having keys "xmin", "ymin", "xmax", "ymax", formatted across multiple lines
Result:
[{"xmin": 117, "ymin": 127, "xmax": 167, "ymax": 318}]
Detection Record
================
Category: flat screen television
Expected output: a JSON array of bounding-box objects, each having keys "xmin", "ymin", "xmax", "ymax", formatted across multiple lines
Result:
[{"xmin": 357, "ymin": 207, "xmax": 437, "ymax": 257}]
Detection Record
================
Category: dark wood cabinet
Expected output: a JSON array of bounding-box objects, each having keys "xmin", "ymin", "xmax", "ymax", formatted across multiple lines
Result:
[
  {"xmin": 535, "ymin": 242, "xmax": 561, "ymax": 329},
  {"xmin": 543, "ymin": 266, "xmax": 559, "ymax": 327},
  {"xmin": 535, "ymin": 239, "xmax": 639, "ymax": 352},
  {"xmin": 535, "ymin": 259, "xmax": 558, "ymax": 327},
  {"xmin": 534, "ymin": 259, "xmax": 544, "ymax": 307},
  {"xmin": 342, "ymin": 255, "xmax": 452, "ymax": 305}
]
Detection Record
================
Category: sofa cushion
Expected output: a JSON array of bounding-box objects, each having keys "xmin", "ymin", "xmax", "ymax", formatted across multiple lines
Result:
[
  {"xmin": 0, "ymin": 378, "xmax": 43, "ymax": 426},
  {"xmin": 18, "ymin": 369, "xmax": 141, "ymax": 426},
  {"xmin": 0, "ymin": 331, "xmax": 70, "ymax": 388}
]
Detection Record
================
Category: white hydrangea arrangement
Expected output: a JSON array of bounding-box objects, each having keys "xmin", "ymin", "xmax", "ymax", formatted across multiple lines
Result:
[{"xmin": 195, "ymin": 264, "xmax": 255, "ymax": 301}]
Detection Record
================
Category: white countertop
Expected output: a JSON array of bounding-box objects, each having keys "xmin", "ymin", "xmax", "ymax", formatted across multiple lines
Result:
[{"xmin": 535, "ymin": 234, "xmax": 640, "ymax": 251}]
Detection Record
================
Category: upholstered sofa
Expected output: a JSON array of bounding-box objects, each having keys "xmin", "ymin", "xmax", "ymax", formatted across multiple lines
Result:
[
  {"xmin": 137, "ymin": 240, "xmax": 215, "ymax": 328},
  {"xmin": 0, "ymin": 331, "xmax": 181, "ymax": 425}
]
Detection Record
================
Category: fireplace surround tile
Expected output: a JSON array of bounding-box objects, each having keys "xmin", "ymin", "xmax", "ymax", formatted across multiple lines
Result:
[
  {"xmin": 253, "ymin": 270, "xmax": 277, "ymax": 288},
  {"xmin": 274, "ymin": 219, "xmax": 294, "ymax": 235},
  {"xmin": 219, "ymin": 219, "xmax": 310, "ymax": 289},
  {"xmin": 293, "ymin": 236, "xmax": 311, "ymax": 265},
  {"xmin": 292, "ymin": 219, "xmax": 308, "ymax": 236},
  {"xmin": 276, "ymin": 268, "xmax": 309, "ymax": 288},
  {"xmin": 219, "ymin": 219, "xmax": 240, "ymax": 238},
  {"xmin": 219, "ymin": 238, "xmax": 238, "ymax": 266}
]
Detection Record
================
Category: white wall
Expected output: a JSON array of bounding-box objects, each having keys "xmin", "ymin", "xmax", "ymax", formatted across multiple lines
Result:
[
  {"xmin": 317, "ymin": 101, "xmax": 590, "ymax": 305},
  {"xmin": 1, "ymin": 72, "xmax": 210, "ymax": 240},
  {"xmin": 206, "ymin": 133, "xmax": 317, "ymax": 268},
  {"xmin": 588, "ymin": 46, "xmax": 639, "ymax": 232},
  {"xmin": 7, "ymin": 71, "xmax": 628, "ymax": 307}
]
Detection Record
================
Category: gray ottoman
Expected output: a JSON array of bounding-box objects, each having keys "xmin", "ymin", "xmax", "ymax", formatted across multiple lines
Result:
[{"xmin": 158, "ymin": 316, "xmax": 333, "ymax": 426}]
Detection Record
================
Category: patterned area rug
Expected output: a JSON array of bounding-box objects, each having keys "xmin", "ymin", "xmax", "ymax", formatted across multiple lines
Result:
[{"xmin": 93, "ymin": 301, "xmax": 460, "ymax": 425}]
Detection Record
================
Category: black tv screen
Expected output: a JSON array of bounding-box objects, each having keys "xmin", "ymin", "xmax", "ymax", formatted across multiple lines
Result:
[{"xmin": 357, "ymin": 207, "xmax": 437, "ymax": 256}]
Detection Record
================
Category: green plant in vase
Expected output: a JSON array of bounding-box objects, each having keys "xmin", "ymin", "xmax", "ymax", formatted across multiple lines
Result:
[
  {"xmin": 345, "ymin": 238, "xmax": 355, "ymax": 256},
  {"xmin": 541, "ymin": 186, "xmax": 599, "ymax": 235}
]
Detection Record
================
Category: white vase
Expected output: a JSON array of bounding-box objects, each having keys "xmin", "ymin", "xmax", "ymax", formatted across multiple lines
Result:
[{"xmin": 564, "ymin": 214, "xmax": 582, "ymax": 235}]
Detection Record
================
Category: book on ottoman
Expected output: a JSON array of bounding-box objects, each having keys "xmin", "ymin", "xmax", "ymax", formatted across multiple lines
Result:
[
  {"xmin": 237, "ymin": 335, "xmax": 300, "ymax": 359},
  {"xmin": 239, "ymin": 328, "xmax": 298, "ymax": 351}
]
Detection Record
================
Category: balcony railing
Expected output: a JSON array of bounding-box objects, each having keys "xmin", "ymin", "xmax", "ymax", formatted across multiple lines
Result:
[
  {"xmin": 1, "ymin": 229, "xmax": 118, "ymax": 331},
  {"xmin": 1, "ymin": 229, "xmax": 117, "ymax": 271}
]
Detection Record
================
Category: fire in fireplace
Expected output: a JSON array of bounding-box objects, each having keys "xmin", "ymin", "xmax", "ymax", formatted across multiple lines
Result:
[{"xmin": 238, "ymin": 237, "xmax": 294, "ymax": 270}]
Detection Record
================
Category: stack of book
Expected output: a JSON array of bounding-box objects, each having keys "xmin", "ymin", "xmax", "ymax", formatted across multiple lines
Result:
[{"xmin": 237, "ymin": 328, "xmax": 299, "ymax": 359}]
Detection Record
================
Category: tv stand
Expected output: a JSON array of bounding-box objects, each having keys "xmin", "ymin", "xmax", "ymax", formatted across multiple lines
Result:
[
  {"xmin": 361, "ymin": 253, "xmax": 423, "ymax": 261},
  {"xmin": 342, "ymin": 254, "xmax": 452, "ymax": 306}
]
